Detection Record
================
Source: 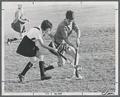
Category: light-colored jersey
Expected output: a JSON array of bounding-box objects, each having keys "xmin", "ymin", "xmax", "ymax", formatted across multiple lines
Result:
[
  {"xmin": 54, "ymin": 19, "xmax": 79, "ymax": 44},
  {"xmin": 22, "ymin": 27, "xmax": 44, "ymax": 49},
  {"xmin": 26, "ymin": 27, "xmax": 43, "ymax": 41}
]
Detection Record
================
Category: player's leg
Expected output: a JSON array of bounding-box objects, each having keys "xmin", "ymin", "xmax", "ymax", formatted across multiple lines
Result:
[
  {"xmin": 35, "ymin": 41, "xmax": 54, "ymax": 71},
  {"xmin": 20, "ymin": 24, "xmax": 26, "ymax": 39},
  {"xmin": 36, "ymin": 51, "xmax": 52, "ymax": 80},
  {"xmin": 7, "ymin": 38, "xmax": 18, "ymax": 45},
  {"xmin": 49, "ymin": 42, "xmax": 66, "ymax": 67},
  {"xmin": 18, "ymin": 58, "xmax": 35, "ymax": 82},
  {"xmin": 65, "ymin": 46, "xmax": 76, "ymax": 65},
  {"xmin": 57, "ymin": 51, "xmax": 66, "ymax": 67},
  {"xmin": 65, "ymin": 46, "xmax": 82, "ymax": 79}
]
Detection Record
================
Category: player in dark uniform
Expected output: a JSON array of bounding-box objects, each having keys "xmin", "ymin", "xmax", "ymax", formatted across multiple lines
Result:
[{"xmin": 49, "ymin": 10, "xmax": 82, "ymax": 79}]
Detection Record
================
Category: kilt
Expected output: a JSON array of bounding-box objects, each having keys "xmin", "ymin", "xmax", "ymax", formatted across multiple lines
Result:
[
  {"xmin": 11, "ymin": 20, "xmax": 25, "ymax": 33},
  {"xmin": 16, "ymin": 36, "xmax": 39, "ymax": 57}
]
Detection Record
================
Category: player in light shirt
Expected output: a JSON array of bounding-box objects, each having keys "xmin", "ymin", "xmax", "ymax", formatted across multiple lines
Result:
[{"xmin": 17, "ymin": 20, "xmax": 57, "ymax": 82}]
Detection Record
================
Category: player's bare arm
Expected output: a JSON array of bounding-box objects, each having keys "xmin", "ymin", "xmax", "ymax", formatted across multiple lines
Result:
[
  {"xmin": 62, "ymin": 29, "xmax": 76, "ymax": 50},
  {"xmin": 73, "ymin": 22, "xmax": 81, "ymax": 47},
  {"xmin": 37, "ymin": 38, "xmax": 57, "ymax": 53}
]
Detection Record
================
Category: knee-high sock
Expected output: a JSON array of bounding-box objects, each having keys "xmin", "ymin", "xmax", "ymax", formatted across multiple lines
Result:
[
  {"xmin": 21, "ymin": 62, "xmax": 33, "ymax": 76},
  {"xmin": 39, "ymin": 61, "xmax": 45, "ymax": 77}
]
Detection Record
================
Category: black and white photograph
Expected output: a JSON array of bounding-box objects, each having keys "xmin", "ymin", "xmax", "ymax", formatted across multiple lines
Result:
[{"xmin": 1, "ymin": 1, "xmax": 118, "ymax": 96}]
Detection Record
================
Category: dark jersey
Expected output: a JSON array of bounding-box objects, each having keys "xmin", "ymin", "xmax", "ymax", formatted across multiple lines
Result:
[{"xmin": 54, "ymin": 19, "xmax": 79, "ymax": 44}]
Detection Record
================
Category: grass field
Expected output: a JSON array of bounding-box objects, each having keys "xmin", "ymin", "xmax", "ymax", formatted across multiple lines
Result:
[{"xmin": 2, "ymin": 2, "xmax": 117, "ymax": 95}]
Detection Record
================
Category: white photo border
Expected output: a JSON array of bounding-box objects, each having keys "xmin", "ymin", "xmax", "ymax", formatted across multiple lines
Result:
[{"xmin": 1, "ymin": 1, "xmax": 119, "ymax": 96}]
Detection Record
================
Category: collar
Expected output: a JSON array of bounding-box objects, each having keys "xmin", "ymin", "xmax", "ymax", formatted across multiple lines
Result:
[
  {"xmin": 64, "ymin": 19, "xmax": 74, "ymax": 26},
  {"xmin": 63, "ymin": 19, "xmax": 68, "ymax": 26}
]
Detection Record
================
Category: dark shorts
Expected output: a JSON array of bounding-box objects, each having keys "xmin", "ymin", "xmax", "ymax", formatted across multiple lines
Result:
[
  {"xmin": 16, "ymin": 36, "xmax": 39, "ymax": 57},
  {"xmin": 11, "ymin": 20, "xmax": 26, "ymax": 33}
]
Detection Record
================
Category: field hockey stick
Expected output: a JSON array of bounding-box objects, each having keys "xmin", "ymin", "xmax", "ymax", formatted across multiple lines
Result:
[
  {"xmin": 57, "ymin": 51, "xmax": 67, "ymax": 60},
  {"xmin": 51, "ymin": 41, "xmax": 68, "ymax": 61},
  {"xmin": 74, "ymin": 47, "xmax": 79, "ymax": 78},
  {"xmin": 73, "ymin": 40, "xmax": 81, "ymax": 78},
  {"xmin": 50, "ymin": 35, "xmax": 71, "ymax": 63},
  {"xmin": 54, "ymin": 41, "xmax": 72, "ymax": 64}
]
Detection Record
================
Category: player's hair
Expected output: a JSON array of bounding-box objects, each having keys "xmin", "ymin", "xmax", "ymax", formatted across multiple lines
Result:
[
  {"xmin": 66, "ymin": 10, "xmax": 74, "ymax": 20},
  {"xmin": 41, "ymin": 20, "xmax": 52, "ymax": 31}
]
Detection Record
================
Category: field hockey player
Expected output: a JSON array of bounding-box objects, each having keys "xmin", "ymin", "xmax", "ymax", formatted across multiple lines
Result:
[
  {"xmin": 7, "ymin": 4, "xmax": 29, "ymax": 44},
  {"xmin": 16, "ymin": 20, "xmax": 58, "ymax": 82},
  {"xmin": 49, "ymin": 10, "xmax": 82, "ymax": 79}
]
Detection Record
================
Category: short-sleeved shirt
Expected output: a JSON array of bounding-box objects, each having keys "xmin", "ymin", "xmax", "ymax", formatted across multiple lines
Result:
[
  {"xmin": 26, "ymin": 27, "xmax": 43, "ymax": 41},
  {"xmin": 54, "ymin": 19, "xmax": 79, "ymax": 44}
]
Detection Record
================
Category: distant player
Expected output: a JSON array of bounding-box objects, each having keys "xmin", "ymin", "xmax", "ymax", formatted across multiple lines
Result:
[
  {"xmin": 7, "ymin": 4, "xmax": 29, "ymax": 44},
  {"xmin": 49, "ymin": 10, "xmax": 82, "ymax": 79},
  {"xmin": 17, "ymin": 20, "xmax": 57, "ymax": 82}
]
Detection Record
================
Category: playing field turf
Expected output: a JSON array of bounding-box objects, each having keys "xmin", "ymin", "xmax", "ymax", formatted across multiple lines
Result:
[{"xmin": 2, "ymin": 2, "xmax": 117, "ymax": 95}]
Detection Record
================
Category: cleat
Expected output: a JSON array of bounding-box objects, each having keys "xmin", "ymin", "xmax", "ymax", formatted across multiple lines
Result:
[
  {"xmin": 41, "ymin": 75, "xmax": 51, "ymax": 80},
  {"xmin": 76, "ymin": 74, "xmax": 83, "ymax": 80},
  {"xmin": 66, "ymin": 74, "xmax": 83, "ymax": 80},
  {"xmin": 18, "ymin": 74, "xmax": 24, "ymax": 83},
  {"xmin": 7, "ymin": 38, "xmax": 11, "ymax": 45}
]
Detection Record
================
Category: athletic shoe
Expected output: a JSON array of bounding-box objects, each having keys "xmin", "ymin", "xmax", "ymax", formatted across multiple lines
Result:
[
  {"xmin": 7, "ymin": 38, "xmax": 11, "ymax": 45},
  {"xmin": 66, "ymin": 74, "xmax": 83, "ymax": 80},
  {"xmin": 41, "ymin": 75, "xmax": 51, "ymax": 80}
]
